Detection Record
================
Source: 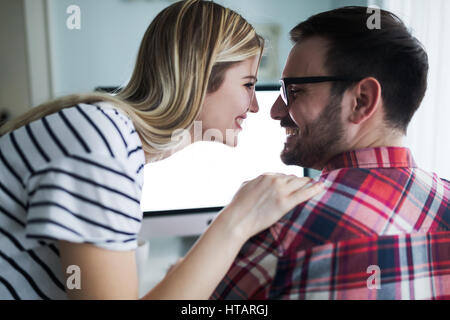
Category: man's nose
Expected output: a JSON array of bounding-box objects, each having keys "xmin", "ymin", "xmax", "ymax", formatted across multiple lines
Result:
[
  {"xmin": 270, "ymin": 95, "xmax": 288, "ymax": 120},
  {"xmin": 249, "ymin": 93, "xmax": 259, "ymax": 113}
]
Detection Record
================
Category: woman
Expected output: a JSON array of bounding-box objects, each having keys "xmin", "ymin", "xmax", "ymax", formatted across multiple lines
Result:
[{"xmin": 0, "ymin": 0, "xmax": 322, "ymax": 300}]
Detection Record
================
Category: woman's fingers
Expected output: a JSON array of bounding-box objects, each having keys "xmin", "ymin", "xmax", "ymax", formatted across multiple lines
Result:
[
  {"xmin": 261, "ymin": 172, "xmax": 283, "ymax": 176},
  {"xmin": 286, "ymin": 181, "xmax": 324, "ymax": 209},
  {"xmin": 284, "ymin": 176, "xmax": 313, "ymax": 192},
  {"xmin": 240, "ymin": 173, "xmax": 284, "ymax": 188},
  {"xmin": 272, "ymin": 177, "xmax": 324, "ymax": 215},
  {"xmin": 227, "ymin": 173, "xmax": 326, "ymax": 239}
]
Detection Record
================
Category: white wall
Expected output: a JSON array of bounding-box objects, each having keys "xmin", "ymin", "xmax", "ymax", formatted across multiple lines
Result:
[
  {"xmin": 331, "ymin": 0, "xmax": 368, "ymax": 7},
  {"xmin": 47, "ymin": 0, "xmax": 169, "ymax": 96},
  {"xmin": 381, "ymin": 0, "xmax": 450, "ymax": 179},
  {"xmin": 45, "ymin": 0, "xmax": 337, "ymax": 96}
]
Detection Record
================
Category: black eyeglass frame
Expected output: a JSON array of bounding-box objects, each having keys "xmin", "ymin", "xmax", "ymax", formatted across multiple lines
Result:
[{"xmin": 279, "ymin": 76, "xmax": 363, "ymax": 106}]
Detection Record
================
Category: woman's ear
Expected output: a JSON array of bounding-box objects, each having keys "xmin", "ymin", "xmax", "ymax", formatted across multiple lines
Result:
[{"xmin": 348, "ymin": 77, "xmax": 382, "ymax": 124}]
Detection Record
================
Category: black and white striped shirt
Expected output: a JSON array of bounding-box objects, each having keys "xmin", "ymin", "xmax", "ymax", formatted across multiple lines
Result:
[{"xmin": 0, "ymin": 102, "xmax": 145, "ymax": 299}]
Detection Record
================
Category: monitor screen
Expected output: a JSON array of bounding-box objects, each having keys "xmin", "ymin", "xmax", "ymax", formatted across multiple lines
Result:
[{"xmin": 139, "ymin": 87, "xmax": 305, "ymax": 238}]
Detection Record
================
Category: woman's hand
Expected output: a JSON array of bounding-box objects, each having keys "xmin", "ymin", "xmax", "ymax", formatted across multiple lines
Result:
[{"xmin": 222, "ymin": 174, "xmax": 324, "ymax": 240}]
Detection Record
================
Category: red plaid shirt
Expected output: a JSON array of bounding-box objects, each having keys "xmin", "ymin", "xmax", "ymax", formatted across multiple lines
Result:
[{"xmin": 212, "ymin": 147, "xmax": 450, "ymax": 300}]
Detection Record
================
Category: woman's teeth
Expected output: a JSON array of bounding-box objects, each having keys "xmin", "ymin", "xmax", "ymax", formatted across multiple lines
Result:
[
  {"xmin": 236, "ymin": 118, "xmax": 244, "ymax": 126},
  {"xmin": 286, "ymin": 127, "xmax": 299, "ymax": 136}
]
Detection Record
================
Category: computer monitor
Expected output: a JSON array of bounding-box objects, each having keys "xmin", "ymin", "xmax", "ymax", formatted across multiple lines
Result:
[{"xmin": 139, "ymin": 86, "xmax": 305, "ymax": 239}]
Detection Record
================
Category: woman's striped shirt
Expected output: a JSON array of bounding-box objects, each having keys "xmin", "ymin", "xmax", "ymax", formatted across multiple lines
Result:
[{"xmin": 0, "ymin": 102, "xmax": 146, "ymax": 299}]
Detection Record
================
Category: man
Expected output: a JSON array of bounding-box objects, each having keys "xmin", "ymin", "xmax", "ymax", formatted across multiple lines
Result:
[{"xmin": 212, "ymin": 7, "xmax": 450, "ymax": 300}]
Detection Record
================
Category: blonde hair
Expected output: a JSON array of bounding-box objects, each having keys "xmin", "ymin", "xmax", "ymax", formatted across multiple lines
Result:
[{"xmin": 0, "ymin": 0, "xmax": 263, "ymax": 157}]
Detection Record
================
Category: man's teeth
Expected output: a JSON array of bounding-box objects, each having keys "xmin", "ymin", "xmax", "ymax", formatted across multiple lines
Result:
[
  {"xmin": 237, "ymin": 118, "xmax": 244, "ymax": 126},
  {"xmin": 286, "ymin": 128, "xmax": 299, "ymax": 136}
]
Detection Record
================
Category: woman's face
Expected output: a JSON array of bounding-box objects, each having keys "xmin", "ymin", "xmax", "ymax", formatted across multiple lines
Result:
[{"xmin": 198, "ymin": 56, "xmax": 260, "ymax": 147}]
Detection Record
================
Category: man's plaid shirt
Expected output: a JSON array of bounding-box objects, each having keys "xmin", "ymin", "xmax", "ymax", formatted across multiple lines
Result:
[{"xmin": 212, "ymin": 147, "xmax": 450, "ymax": 300}]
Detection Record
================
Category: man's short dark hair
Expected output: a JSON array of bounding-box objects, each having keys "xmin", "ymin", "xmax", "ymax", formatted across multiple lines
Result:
[{"xmin": 290, "ymin": 6, "xmax": 429, "ymax": 133}]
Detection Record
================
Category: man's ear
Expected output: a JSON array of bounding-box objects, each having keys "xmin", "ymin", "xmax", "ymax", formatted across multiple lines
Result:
[{"xmin": 348, "ymin": 77, "xmax": 382, "ymax": 124}]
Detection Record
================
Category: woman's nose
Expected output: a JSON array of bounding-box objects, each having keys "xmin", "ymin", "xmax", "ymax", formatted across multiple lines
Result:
[{"xmin": 249, "ymin": 93, "xmax": 259, "ymax": 113}]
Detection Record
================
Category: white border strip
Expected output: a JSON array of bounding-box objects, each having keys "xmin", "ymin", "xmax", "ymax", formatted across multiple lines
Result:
[{"xmin": 23, "ymin": 0, "xmax": 53, "ymax": 107}]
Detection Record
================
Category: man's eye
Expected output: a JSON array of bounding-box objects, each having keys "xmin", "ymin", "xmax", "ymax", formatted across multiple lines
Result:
[
  {"xmin": 289, "ymin": 88, "xmax": 303, "ymax": 95},
  {"xmin": 287, "ymin": 88, "xmax": 304, "ymax": 101},
  {"xmin": 245, "ymin": 83, "xmax": 255, "ymax": 88}
]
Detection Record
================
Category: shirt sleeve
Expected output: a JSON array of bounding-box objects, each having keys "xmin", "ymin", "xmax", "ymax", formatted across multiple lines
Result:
[{"xmin": 25, "ymin": 153, "xmax": 143, "ymax": 251}]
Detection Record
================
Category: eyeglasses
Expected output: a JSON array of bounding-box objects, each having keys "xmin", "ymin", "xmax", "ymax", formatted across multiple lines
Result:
[{"xmin": 279, "ymin": 76, "xmax": 363, "ymax": 106}]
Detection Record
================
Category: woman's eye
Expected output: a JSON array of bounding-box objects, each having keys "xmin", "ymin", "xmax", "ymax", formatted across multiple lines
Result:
[{"xmin": 244, "ymin": 83, "xmax": 255, "ymax": 89}]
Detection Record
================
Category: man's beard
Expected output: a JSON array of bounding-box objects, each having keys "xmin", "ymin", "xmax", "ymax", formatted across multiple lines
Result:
[{"xmin": 281, "ymin": 95, "xmax": 345, "ymax": 169}]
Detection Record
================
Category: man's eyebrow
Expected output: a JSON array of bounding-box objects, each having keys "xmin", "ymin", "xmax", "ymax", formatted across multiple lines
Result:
[
  {"xmin": 289, "ymin": 83, "xmax": 309, "ymax": 89},
  {"xmin": 242, "ymin": 76, "xmax": 258, "ymax": 81}
]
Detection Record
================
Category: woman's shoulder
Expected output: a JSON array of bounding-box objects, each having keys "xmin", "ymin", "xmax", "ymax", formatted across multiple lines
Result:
[
  {"xmin": 1, "ymin": 102, "xmax": 145, "ymax": 182},
  {"xmin": 44, "ymin": 102, "xmax": 143, "ymax": 161}
]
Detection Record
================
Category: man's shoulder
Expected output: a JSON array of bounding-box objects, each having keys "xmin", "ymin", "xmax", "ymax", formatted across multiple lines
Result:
[
  {"xmin": 271, "ymin": 166, "xmax": 450, "ymax": 254},
  {"xmin": 270, "ymin": 199, "xmax": 331, "ymax": 254}
]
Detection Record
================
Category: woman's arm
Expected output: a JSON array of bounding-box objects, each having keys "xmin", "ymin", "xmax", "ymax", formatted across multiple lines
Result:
[
  {"xmin": 60, "ymin": 175, "xmax": 323, "ymax": 300},
  {"xmin": 60, "ymin": 241, "xmax": 139, "ymax": 299}
]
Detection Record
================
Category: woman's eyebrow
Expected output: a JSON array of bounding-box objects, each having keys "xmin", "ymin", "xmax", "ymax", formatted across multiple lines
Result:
[{"xmin": 242, "ymin": 76, "xmax": 258, "ymax": 81}]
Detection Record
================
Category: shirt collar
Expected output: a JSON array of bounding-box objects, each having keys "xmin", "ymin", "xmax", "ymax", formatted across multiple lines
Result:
[{"xmin": 322, "ymin": 147, "xmax": 417, "ymax": 174}]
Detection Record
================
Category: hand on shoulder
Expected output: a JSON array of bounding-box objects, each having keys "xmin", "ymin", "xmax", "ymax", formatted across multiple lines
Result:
[{"xmin": 220, "ymin": 174, "xmax": 324, "ymax": 240}]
